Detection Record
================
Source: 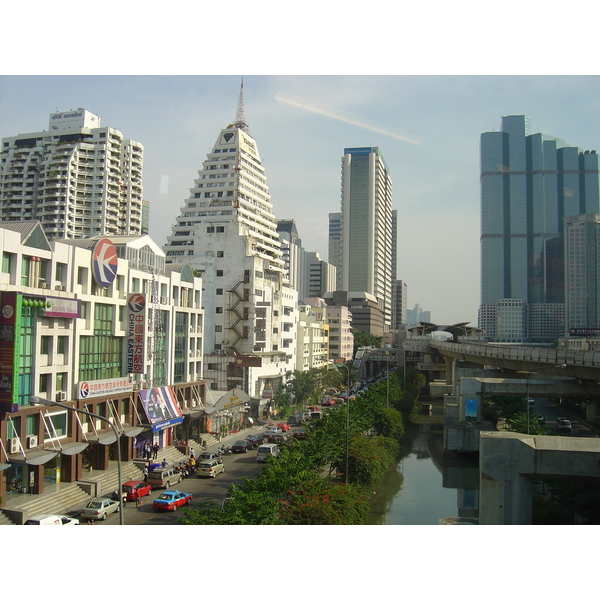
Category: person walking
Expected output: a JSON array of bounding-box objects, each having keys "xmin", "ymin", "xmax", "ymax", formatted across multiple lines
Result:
[
  {"xmin": 143, "ymin": 465, "xmax": 149, "ymax": 482},
  {"xmin": 153, "ymin": 443, "xmax": 159, "ymax": 460},
  {"xmin": 135, "ymin": 492, "xmax": 142, "ymax": 508},
  {"xmin": 189, "ymin": 447, "xmax": 195, "ymax": 459},
  {"xmin": 161, "ymin": 458, "xmax": 168, "ymax": 469}
]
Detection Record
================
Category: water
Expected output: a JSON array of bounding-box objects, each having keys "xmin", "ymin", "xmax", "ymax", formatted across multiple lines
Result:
[{"xmin": 367, "ymin": 424, "xmax": 479, "ymax": 525}]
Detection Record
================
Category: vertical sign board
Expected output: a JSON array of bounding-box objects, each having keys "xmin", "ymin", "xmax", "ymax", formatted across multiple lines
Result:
[
  {"xmin": 126, "ymin": 293, "xmax": 146, "ymax": 374},
  {"xmin": 0, "ymin": 292, "xmax": 21, "ymax": 412},
  {"xmin": 465, "ymin": 397, "xmax": 478, "ymax": 421}
]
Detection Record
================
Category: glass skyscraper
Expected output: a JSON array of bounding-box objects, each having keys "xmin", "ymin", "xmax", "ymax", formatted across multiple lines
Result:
[{"xmin": 479, "ymin": 115, "xmax": 600, "ymax": 341}]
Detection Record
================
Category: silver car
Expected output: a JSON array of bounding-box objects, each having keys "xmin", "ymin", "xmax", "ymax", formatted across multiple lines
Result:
[
  {"xmin": 80, "ymin": 497, "xmax": 120, "ymax": 521},
  {"xmin": 197, "ymin": 459, "xmax": 225, "ymax": 478}
]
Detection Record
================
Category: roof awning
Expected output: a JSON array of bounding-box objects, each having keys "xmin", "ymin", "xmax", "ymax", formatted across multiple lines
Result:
[
  {"xmin": 121, "ymin": 426, "xmax": 145, "ymax": 438},
  {"xmin": 56, "ymin": 441, "xmax": 89, "ymax": 456},
  {"xmin": 8, "ymin": 449, "xmax": 59, "ymax": 465},
  {"xmin": 84, "ymin": 431, "xmax": 118, "ymax": 445}
]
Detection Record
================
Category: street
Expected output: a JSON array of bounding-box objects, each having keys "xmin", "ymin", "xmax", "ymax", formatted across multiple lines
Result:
[
  {"xmin": 91, "ymin": 432, "xmax": 266, "ymax": 525},
  {"xmin": 532, "ymin": 399, "xmax": 598, "ymax": 437}
]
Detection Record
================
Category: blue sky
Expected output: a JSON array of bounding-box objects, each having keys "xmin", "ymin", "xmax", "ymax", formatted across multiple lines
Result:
[
  {"xmin": 3, "ymin": 74, "xmax": 600, "ymax": 325},
  {"xmin": 2, "ymin": 4, "xmax": 600, "ymax": 327}
]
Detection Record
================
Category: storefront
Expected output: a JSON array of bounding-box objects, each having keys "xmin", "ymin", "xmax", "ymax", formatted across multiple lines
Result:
[{"xmin": 205, "ymin": 388, "xmax": 252, "ymax": 437}]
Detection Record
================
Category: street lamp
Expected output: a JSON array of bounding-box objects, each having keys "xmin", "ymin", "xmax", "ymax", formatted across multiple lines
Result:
[
  {"xmin": 524, "ymin": 364, "xmax": 567, "ymax": 434},
  {"xmin": 29, "ymin": 396, "xmax": 125, "ymax": 525}
]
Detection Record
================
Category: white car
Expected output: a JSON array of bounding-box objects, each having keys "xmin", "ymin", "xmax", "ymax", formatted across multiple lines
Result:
[
  {"xmin": 80, "ymin": 497, "xmax": 120, "ymax": 521},
  {"xmin": 264, "ymin": 425, "xmax": 282, "ymax": 434},
  {"xmin": 24, "ymin": 514, "xmax": 80, "ymax": 525}
]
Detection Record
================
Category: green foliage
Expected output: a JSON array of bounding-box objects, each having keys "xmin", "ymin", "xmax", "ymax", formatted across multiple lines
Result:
[
  {"xmin": 352, "ymin": 330, "xmax": 383, "ymax": 355},
  {"xmin": 286, "ymin": 369, "xmax": 320, "ymax": 406},
  {"xmin": 277, "ymin": 478, "xmax": 371, "ymax": 525}
]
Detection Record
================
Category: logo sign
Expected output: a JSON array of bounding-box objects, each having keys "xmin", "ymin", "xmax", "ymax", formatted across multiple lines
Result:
[
  {"xmin": 126, "ymin": 293, "xmax": 146, "ymax": 374},
  {"xmin": 78, "ymin": 377, "xmax": 133, "ymax": 400},
  {"xmin": 45, "ymin": 297, "xmax": 80, "ymax": 319},
  {"xmin": 92, "ymin": 238, "xmax": 118, "ymax": 288},
  {"xmin": 127, "ymin": 294, "xmax": 145, "ymax": 313},
  {"xmin": 0, "ymin": 292, "xmax": 21, "ymax": 412}
]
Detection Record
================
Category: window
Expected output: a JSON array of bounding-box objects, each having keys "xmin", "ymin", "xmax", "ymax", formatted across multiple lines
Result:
[
  {"xmin": 2, "ymin": 252, "xmax": 14, "ymax": 274},
  {"xmin": 216, "ymin": 270, "xmax": 223, "ymax": 277},
  {"xmin": 215, "ymin": 325, "xmax": 222, "ymax": 332},
  {"xmin": 217, "ymin": 251, "xmax": 224, "ymax": 258},
  {"xmin": 216, "ymin": 307, "xmax": 223, "ymax": 313},
  {"xmin": 216, "ymin": 226, "xmax": 225, "ymax": 233},
  {"xmin": 216, "ymin": 288, "xmax": 223, "ymax": 295}
]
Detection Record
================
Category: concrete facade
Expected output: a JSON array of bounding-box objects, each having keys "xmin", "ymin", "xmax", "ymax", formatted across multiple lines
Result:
[{"xmin": 479, "ymin": 431, "xmax": 600, "ymax": 524}]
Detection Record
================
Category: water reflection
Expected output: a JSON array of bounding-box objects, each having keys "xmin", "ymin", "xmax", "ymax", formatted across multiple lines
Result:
[{"xmin": 367, "ymin": 423, "xmax": 479, "ymax": 525}]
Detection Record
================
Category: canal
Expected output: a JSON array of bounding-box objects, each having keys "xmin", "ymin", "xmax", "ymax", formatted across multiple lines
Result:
[{"xmin": 366, "ymin": 422, "xmax": 480, "ymax": 525}]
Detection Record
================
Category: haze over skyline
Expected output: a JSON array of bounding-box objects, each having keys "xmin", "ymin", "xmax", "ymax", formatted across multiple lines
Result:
[{"xmin": 2, "ymin": 75, "xmax": 599, "ymax": 327}]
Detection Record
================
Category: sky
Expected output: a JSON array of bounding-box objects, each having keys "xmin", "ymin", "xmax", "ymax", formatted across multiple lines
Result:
[{"xmin": 3, "ymin": 74, "xmax": 600, "ymax": 326}]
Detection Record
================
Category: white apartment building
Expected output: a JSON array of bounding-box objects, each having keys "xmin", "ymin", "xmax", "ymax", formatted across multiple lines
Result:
[
  {"xmin": 0, "ymin": 108, "xmax": 144, "ymax": 239},
  {"xmin": 304, "ymin": 298, "xmax": 353, "ymax": 363},
  {"xmin": 163, "ymin": 83, "xmax": 297, "ymax": 400},
  {"xmin": 296, "ymin": 303, "xmax": 329, "ymax": 372},
  {"xmin": 0, "ymin": 220, "xmax": 205, "ymax": 505}
]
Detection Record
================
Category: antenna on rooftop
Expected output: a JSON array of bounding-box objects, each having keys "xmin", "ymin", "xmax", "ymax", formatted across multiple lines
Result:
[{"xmin": 234, "ymin": 77, "xmax": 249, "ymax": 133}]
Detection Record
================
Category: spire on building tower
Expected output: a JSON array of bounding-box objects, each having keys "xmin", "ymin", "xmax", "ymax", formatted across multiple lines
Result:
[{"xmin": 233, "ymin": 77, "xmax": 249, "ymax": 133}]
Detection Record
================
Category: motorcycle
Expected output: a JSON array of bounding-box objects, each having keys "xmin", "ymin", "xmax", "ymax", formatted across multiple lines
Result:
[{"xmin": 218, "ymin": 445, "xmax": 232, "ymax": 456}]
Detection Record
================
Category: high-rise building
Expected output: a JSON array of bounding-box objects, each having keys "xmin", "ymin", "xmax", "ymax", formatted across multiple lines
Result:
[
  {"xmin": 163, "ymin": 82, "xmax": 297, "ymax": 400},
  {"xmin": 479, "ymin": 115, "xmax": 600, "ymax": 342},
  {"xmin": 328, "ymin": 212, "xmax": 342, "ymax": 290},
  {"xmin": 339, "ymin": 147, "xmax": 393, "ymax": 329},
  {"xmin": 0, "ymin": 108, "xmax": 144, "ymax": 239},
  {"xmin": 406, "ymin": 303, "xmax": 430, "ymax": 326},
  {"xmin": 564, "ymin": 213, "xmax": 600, "ymax": 333}
]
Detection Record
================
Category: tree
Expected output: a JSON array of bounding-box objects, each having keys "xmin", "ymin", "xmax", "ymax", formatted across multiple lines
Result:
[{"xmin": 352, "ymin": 330, "xmax": 382, "ymax": 355}]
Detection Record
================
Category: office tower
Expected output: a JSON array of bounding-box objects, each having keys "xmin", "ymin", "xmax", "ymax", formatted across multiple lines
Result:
[
  {"xmin": 406, "ymin": 303, "xmax": 431, "ymax": 327},
  {"xmin": 0, "ymin": 108, "xmax": 144, "ymax": 239},
  {"xmin": 277, "ymin": 219, "xmax": 302, "ymax": 289},
  {"xmin": 392, "ymin": 279, "xmax": 407, "ymax": 329},
  {"xmin": 340, "ymin": 147, "xmax": 393, "ymax": 329},
  {"xmin": 328, "ymin": 212, "xmax": 342, "ymax": 290},
  {"xmin": 564, "ymin": 213, "xmax": 600, "ymax": 333},
  {"xmin": 163, "ymin": 82, "xmax": 296, "ymax": 398},
  {"xmin": 479, "ymin": 115, "xmax": 600, "ymax": 342}
]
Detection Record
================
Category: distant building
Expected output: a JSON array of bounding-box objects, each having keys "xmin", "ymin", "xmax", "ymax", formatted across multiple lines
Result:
[
  {"xmin": 323, "ymin": 290, "xmax": 384, "ymax": 337},
  {"xmin": 328, "ymin": 212, "xmax": 342, "ymax": 290},
  {"xmin": 296, "ymin": 302, "xmax": 329, "ymax": 372},
  {"xmin": 0, "ymin": 108, "xmax": 145, "ymax": 239},
  {"xmin": 304, "ymin": 297, "xmax": 353, "ymax": 362},
  {"xmin": 406, "ymin": 303, "xmax": 430, "ymax": 326}
]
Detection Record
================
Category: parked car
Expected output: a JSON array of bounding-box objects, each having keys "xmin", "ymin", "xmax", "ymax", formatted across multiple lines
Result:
[
  {"xmin": 122, "ymin": 480, "xmax": 152, "ymax": 502},
  {"xmin": 24, "ymin": 514, "xmax": 79, "ymax": 525},
  {"xmin": 293, "ymin": 427, "xmax": 307, "ymax": 440},
  {"xmin": 276, "ymin": 422, "xmax": 291, "ymax": 432},
  {"xmin": 146, "ymin": 467, "xmax": 182, "ymax": 489},
  {"xmin": 269, "ymin": 432, "xmax": 292, "ymax": 444},
  {"xmin": 287, "ymin": 415, "xmax": 301, "ymax": 426},
  {"xmin": 245, "ymin": 434, "xmax": 263, "ymax": 448},
  {"xmin": 200, "ymin": 452, "xmax": 222, "ymax": 461},
  {"xmin": 231, "ymin": 439, "xmax": 253, "ymax": 453},
  {"xmin": 197, "ymin": 459, "xmax": 226, "ymax": 477},
  {"xmin": 257, "ymin": 443, "xmax": 280, "ymax": 462},
  {"xmin": 152, "ymin": 490, "xmax": 192, "ymax": 511},
  {"xmin": 264, "ymin": 425, "xmax": 282, "ymax": 435},
  {"xmin": 81, "ymin": 497, "xmax": 120, "ymax": 521}
]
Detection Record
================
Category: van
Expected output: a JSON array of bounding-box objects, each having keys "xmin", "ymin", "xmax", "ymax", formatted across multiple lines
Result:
[
  {"xmin": 257, "ymin": 443, "xmax": 280, "ymax": 462},
  {"xmin": 146, "ymin": 467, "xmax": 182, "ymax": 489},
  {"xmin": 24, "ymin": 514, "xmax": 79, "ymax": 525}
]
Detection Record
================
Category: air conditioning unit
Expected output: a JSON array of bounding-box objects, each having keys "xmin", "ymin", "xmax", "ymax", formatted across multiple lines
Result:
[
  {"xmin": 39, "ymin": 282, "xmax": 47, "ymax": 289},
  {"xmin": 27, "ymin": 435, "xmax": 38, "ymax": 449},
  {"xmin": 54, "ymin": 283, "xmax": 64, "ymax": 291},
  {"xmin": 132, "ymin": 383, "xmax": 140, "ymax": 391},
  {"xmin": 56, "ymin": 391, "xmax": 67, "ymax": 401},
  {"xmin": 9, "ymin": 437, "xmax": 20, "ymax": 454},
  {"xmin": 160, "ymin": 296, "xmax": 168, "ymax": 304}
]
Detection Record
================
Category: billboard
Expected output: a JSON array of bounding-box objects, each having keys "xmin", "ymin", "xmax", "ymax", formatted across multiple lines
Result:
[
  {"xmin": 234, "ymin": 355, "xmax": 262, "ymax": 367},
  {"xmin": 0, "ymin": 292, "xmax": 21, "ymax": 412},
  {"xmin": 139, "ymin": 386, "xmax": 183, "ymax": 432},
  {"xmin": 126, "ymin": 293, "xmax": 146, "ymax": 374},
  {"xmin": 465, "ymin": 397, "xmax": 478, "ymax": 420}
]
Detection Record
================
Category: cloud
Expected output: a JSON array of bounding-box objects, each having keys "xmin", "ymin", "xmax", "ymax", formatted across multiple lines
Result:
[{"xmin": 275, "ymin": 90, "xmax": 422, "ymax": 145}]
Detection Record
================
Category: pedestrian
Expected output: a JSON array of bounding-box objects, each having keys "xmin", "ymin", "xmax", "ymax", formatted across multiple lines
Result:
[
  {"xmin": 189, "ymin": 447, "xmax": 195, "ymax": 459},
  {"xmin": 143, "ymin": 465, "xmax": 149, "ymax": 481},
  {"xmin": 153, "ymin": 443, "xmax": 159, "ymax": 459},
  {"xmin": 135, "ymin": 492, "xmax": 142, "ymax": 508},
  {"xmin": 161, "ymin": 458, "xmax": 168, "ymax": 469}
]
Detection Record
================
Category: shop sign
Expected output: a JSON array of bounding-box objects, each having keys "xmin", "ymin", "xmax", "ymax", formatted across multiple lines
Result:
[
  {"xmin": 45, "ymin": 297, "xmax": 80, "ymax": 319},
  {"xmin": 0, "ymin": 292, "xmax": 21, "ymax": 412},
  {"xmin": 126, "ymin": 293, "xmax": 146, "ymax": 374},
  {"xmin": 78, "ymin": 377, "xmax": 133, "ymax": 400}
]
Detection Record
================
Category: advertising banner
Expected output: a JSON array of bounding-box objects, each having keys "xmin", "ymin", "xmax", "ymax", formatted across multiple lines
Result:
[
  {"xmin": 46, "ymin": 297, "xmax": 80, "ymax": 319},
  {"xmin": 126, "ymin": 293, "xmax": 146, "ymax": 374},
  {"xmin": 139, "ymin": 386, "xmax": 183, "ymax": 432},
  {"xmin": 465, "ymin": 397, "xmax": 478, "ymax": 420},
  {"xmin": 0, "ymin": 292, "xmax": 20, "ymax": 412},
  {"xmin": 234, "ymin": 355, "xmax": 262, "ymax": 367}
]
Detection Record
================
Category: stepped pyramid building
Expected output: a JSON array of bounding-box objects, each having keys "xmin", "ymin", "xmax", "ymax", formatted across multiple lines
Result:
[{"xmin": 164, "ymin": 82, "xmax": 297, "ymax": 405}]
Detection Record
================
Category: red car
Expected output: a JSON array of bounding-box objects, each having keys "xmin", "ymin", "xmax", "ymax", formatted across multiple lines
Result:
[
  {"xmin": 122, "ymin": 480, "xmax": 152, "ymax": 502},
  {"xmin": 152, "ymin": 490, "xmax": 192, "ymax": 511},
  {"xmin": 276, "ymin": 422, "xmax": 291, "ymax": 432}
]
